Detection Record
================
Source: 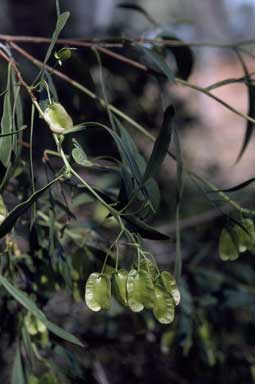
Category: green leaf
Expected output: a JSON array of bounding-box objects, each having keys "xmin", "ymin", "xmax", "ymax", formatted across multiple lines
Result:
[
  {"xmin": 85, "ymin": 273, "xmax": 111, "ymax": 311},
  {"xmin": 112, "ymin": 269, "xmax": 128, "ymax": 306},
  {"xmin": 0, "ymin": 125, "xmax": 26, "ymax": 138},
  {"xmin": 219, "ymin": 228, "xmax": 239, "ymax": 261},
  {"xmin": 153, "ymin": 286, "xmax": 175, "ymax": 324},
  {"xmin": 35, "ymin": 12, "xmax": 70, "ymax": 80},
  {"xmin": 158, "ymin": 271, "xmax": 181, "ymax": 306},
  {"xmin": 72, "ymin": 139, "xmax": 92, "ymax": 167},
  {"xmin": 142, "ymin": 105, "xmax": 175, "ymax": 183},
  {"xmin": 0, "ymin": 176, "xmax": 61, "ymax": 239},
  {"xmin": 0, "ymin": 64, "xmax": 12, "ymax": 168},
  {"xmin": 127, "ymin": 269, "xmax": 155, "ymax": 312},
  {"xmin": 158, "ymin": 34, "xmax": 194, "ymax": 80},
  {"xmin": 124, "ymin": 215, "xmax": 170, "ymax": 240},
  {"xmin": 11, "ymin": 343, "xmax": 26, "ymax": 384},
  {"xmin": 0, "ymin": 275, "xmax": 84, "ymax": 347},
  {"xmin": 208, "ymin": 177, "xmax": 255, "ymax": 193},
  {"xmin": 117, "ymin": 3, "xmax": 158, "ymax": 26},
  {"xmin": 142, "ymin": 47, "xmax": 175, "ymax": 83},
  {"xmin": 235, "ymin": 50, "xmax": 255, "ymax": 160}
]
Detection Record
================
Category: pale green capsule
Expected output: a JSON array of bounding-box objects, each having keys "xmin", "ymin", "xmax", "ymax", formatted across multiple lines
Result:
[
  {"xmin": 153, "ymin": 286, "xmax": 175, "ymax": 324},
  {"xmin": 85, "ymin": 273, "xmax": 111, "ymax": 312},
  {"xmin": 219, "ymin": 228, "xmax": 239, "ymax": 261},
  {"xmin": 43, "ymin": 102, "xmax": 73, "ymax": 134},
  {"xmin": 0, "ymin": 195, "xmax": 7, "ymax": 225}
]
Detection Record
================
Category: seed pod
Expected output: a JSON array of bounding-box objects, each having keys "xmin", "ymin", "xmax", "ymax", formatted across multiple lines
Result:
[
  {"xmin": 157, "ymin": 271, "xmax": 181, "ymax": 306},
  {"xmin": 127, "ymin": 269, "xmax": 155, "ymax": 312},
  {"xmin": 153, "ymin": 286, "xmax": 175, "ymax": 324},
  {"xmin": 234, "ymin": 219, "xmax": 255, "ymax": 253},
  {"xmin": 0, "ymin": 195, "xmax": 7, "ymax": 225},
  {"xmin": 219, "ymin": 228, "xmax": 239, "ymax": 261},
  {"xmin": 85, "ymin": 273, "xmax": 111, "ymax": 312},
  {"xmin": 43, "ymin": 102, "xmax": 73, "ymax": 134},
  {"xmin": 112, "ymin": 269, "xmax": 128, "ymax": 306}
]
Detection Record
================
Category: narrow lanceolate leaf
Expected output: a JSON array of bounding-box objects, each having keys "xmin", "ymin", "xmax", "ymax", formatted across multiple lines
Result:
[
  {"xmin": 142, "ymin": 105, "xmax": 175, "ymax": 183},
  {"xmin": 117, "ymin": 3, "xmax": 158, "ymax": 26},
  {"xmin": 235, "ymin": 50, "xmax": 255, "ymax": 160},
  {"xmin": 0, "ymin": 64, "xmax": 12, "ymax": 168},
  {"xmin": 238, "ymin": 84, "xmax": 255, "ymax": 160},
  {"xmin": 142, "ymin": 47, "xmax": 175, "ymax": 83},
  {"xmin": 112, "ymin": 270, "xmax": 128, "ymax": 306},
  {"xmin": 0, "ymin": 275, "xmax": 84, "ymax": 347},
  {"xmin": 127, "ymin": 269, "xmax": 155, "ymax": 312},
  {"xmin": 0, "ymin": 176, "xmax": 61, "ymax": 239},
  {"xmin": 159, "ymin": 35, "xmax": 194, "ymax": 80},
  {"xmin": 35, "ymin": 12, "xmax": 70, "ymax": 81},
  {"xmin": 85, "ymin": 273, "xmax": 111, "ymax": 311},
  {"xmin": 208, "ymin": 177, "xmax": 255, "ymax": 193},
  {"xmin": 124, "ymin": 215, "xmax": 170, "ymax": 240},
  {"xmin": 153, "ymin": 286, "xmax": 175, "ymax": 324},
  {"xmin": 11, "ymin": 343, "xmax": 26, "ymax": 384},
  {"xmin": 219, "ymin": 228, "xmax": 239, "ymax": 261},
  {"xmin": 158, "ymin": 271, "xmax": 181, "ymax": 306}
]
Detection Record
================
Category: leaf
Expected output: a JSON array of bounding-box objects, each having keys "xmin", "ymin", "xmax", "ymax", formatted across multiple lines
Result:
[
  {"xmin": 127, "ymin": 269, "xmax": 155, "ymax": 312},
  {"xmin": 124, "ymin": 215, "xmax": 170, "ymax": 240},
  {"xmin": 142, "ymin": 47, "xmax": 175, "ymax": 83},
  {"xmin": 142, "ymin": 105, "xmax": 175, "ymax": 182},
  {"xmin": 85, "ymin": 273, "xmax": 111, "ymax": 311},
  {"xmin": 159, "ymin": 35, "xmax": 194, "ymax": 80},
  {"xmin": 0, "ymin": 275, "xmax": 84, "ymax": 347},
  {"xmin": 219, "ymin": 228, "xmax": 239, "ymax": 261},
  {"xmin": 117, "ymin": 2, "xmax": 158, "ymax": 26},
  {"xmin": 112, "ymin": 269, "xmax": 128, "ymax": 306},
  {"xmin": 35, "ymin": 12, "xmax": 70, "ymax": 80},
  {"xmin": 11, "ymin": 343, "xmax": 26, "ymax": 384},
  {"xmin": 0, "ymin": 125, "xmax": 26, "ymax": 138},
  {"xmin": 153, "ymin": 286, "xmax": 175, "ymax": 324},
  {"xmin": 0, "ymin": 176, "xmax": 61, "ymax": 239},
  {"xmin": 158, "ymin": 271, "xmax": 181, "ymax": 306},
  {"xmin": 208, "ymin": 177, "xmax": 255, "ymax": 193},
  {"xmin": 72, "ymin": 139, "xmax": 92, "ymax": 167},
  {"xmin": 235, "ymin": 50, "xmax": 255, "ymax": 160},
  {"xmin": 0, "ymin": 64, "xmax": 12, "ymax": 169}
]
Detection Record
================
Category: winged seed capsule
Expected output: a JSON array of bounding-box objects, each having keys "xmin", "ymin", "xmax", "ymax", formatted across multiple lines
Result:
[{"xmin": 43, "ymin": 102, "xmax": 73, "ymax": 134}]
